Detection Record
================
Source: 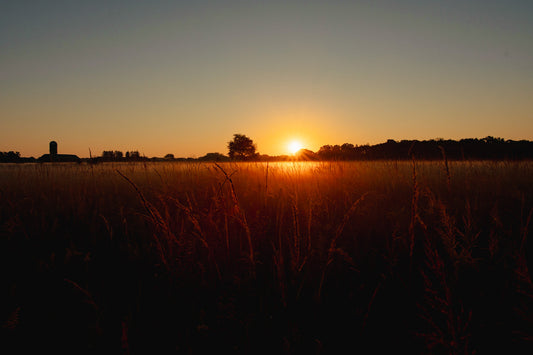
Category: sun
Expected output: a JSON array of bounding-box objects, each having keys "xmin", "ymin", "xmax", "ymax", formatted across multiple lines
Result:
[{"xmin": 288, "ymin": 140, "xmax": 304, "ymax": 155}]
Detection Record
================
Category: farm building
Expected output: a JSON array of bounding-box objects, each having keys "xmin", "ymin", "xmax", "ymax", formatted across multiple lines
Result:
[{"xmin": 38, "ymin": 141, "xmax": 80, "ymax": 163}]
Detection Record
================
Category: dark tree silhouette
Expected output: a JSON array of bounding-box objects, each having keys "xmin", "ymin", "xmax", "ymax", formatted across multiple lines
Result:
[
  {"xmin": 0, "ymin": 151, "xmax": 21, "ymax": 162},
  {"xmin": 228, "ymin": 134, "xmax": 257, "ymax": 160},
  {"xmin": 295, "ymin": 149, "xmax": 318, "ymax": 161},
  {"xmin": 313, "ymin": 136, "xmax": 533, "ymax": 161},
  {"xmin": 102, "ymin": 151, "xmax": 114, "ymax": 160},
  {"xmin": 198, "ymin": 152, "xmax": 229, "ymax": 161}
]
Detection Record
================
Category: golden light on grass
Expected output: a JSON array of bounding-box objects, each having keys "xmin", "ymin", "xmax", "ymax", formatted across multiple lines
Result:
[
  {"xmin": 287, "ymin": 140, "xmax": 303, "ymax": 155},
  {"xmin": 2, "ymin": 161, "xmax": 533, "ymax": 353}
]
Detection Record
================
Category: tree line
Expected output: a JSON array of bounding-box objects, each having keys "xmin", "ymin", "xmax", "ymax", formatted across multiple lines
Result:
[
  {"xmin": 99, "ymin": 150, "xmax": 142, "ymax": 162},
  {"xmin": 0, "ymin": 151, "xmax": 35, "ymax": 163},
  {"xmin": 224, "ymin": 134, "xmax": 533, "ymax": 161},
  {"xmin": 2, "ymin": 135, "xmax": 533, "ymax": 163},
  {"xmin": 312, "ymin": 137, "xmax": 533, "ymax": 161}
]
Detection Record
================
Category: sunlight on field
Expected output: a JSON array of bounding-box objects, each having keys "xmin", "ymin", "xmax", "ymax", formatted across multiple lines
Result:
[{"xmin": 2, "ymin": 160, "xmax": 533, "ymax": 353}]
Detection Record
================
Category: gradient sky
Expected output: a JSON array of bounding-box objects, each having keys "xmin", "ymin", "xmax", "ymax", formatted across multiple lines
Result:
[{"xmin": 2, "ymin": 0, "xmax": 533, "ymax": 158}]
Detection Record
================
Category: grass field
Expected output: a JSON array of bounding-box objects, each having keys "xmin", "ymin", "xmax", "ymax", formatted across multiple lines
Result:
[{"xmin": 2, "ymin": 160, "xmax": 533, "ymax": 353}]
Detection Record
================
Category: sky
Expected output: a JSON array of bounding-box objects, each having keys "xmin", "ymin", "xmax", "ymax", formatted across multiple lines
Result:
[{"xmin": 1, "ymin": 0, "xmax": 532, "ymax": 158}]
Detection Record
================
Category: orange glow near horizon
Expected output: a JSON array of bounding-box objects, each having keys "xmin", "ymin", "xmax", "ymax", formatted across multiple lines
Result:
[
  {"xmin": 287, "ymin": 140, "xmax": 304, "ymax": 155},
  {"xmin": 252, "ymin": 105, "xmax": 338, "ymax": 157}
]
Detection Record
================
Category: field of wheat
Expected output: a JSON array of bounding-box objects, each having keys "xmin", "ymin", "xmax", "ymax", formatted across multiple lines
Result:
[{"xmin": 1, "ymin": 160, "xmax": 533, "ymax": 353}]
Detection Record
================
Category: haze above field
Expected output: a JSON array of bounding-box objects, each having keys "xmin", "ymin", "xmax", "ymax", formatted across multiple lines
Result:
[{"xmin": 2, "ymin": 0, "xmax": 532, "ymax": 158}]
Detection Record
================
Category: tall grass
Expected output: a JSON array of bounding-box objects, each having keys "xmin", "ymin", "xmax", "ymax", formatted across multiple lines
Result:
[{"xmin": 1, "ymin": 160, "xmax": 533, "ymax": 353}]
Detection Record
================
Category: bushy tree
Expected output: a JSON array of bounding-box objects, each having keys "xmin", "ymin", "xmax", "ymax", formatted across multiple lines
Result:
[
  {"xmin": 295, "ymin": 149, "xmax": 318, "ymax": 161},
  {"xmin": 0, "ymin": 151, "xmax": 21, "ymax": 162},
  {"xmin": 228, "ymin": 134, "xmax": 257, "ymax": 160},
  {"xmin": 102, "ymin": 151, "xmax": 114, "ymax": 160},
  {"xmin": 198, "ymin": 152, "xmax": 229, "ymax": 162}
]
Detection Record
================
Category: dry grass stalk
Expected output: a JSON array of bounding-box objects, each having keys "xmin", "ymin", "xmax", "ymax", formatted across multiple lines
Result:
[
  {"xmin": 409, "ymin": 155, "xmax": 419, "ymax": 259},
  {"xmin": 318, "ymin": 192, "xmax": 369, "ymax": 301},
  {"xmin": 213, "ymin": 163, "xmax": 256, "ymax": 277},
  {"xmin": 2, "ymin": 161, "xmax": 533, "ymax": 352},
  {"xmin": 419, "ymin": 236, "xmax": 472, "ymax": 354},
  {"xmin": 439, "ymin": 145, "xmax": 451, "ymax": 191},
  {"xmin": 116, "ymin": 169, "xmax": 175, "ymax": 267}
]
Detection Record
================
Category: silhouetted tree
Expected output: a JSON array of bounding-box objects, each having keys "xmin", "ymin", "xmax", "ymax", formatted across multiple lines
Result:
[
  {"xmin": 114, "ymin": 151, "xmax": 123, "ymax": 159},
  {"xmin": 0, "ymin": 151, "xmax": 21, "ymax": 162},
  {"xmin": 295, "ymin": 149, "xmax": 318, "ymax": 161},
  {"xmin": 198, "ymin": 152, "xmax": 229, "ymax": 162},
  {"xmin": 164, "ymin": 154, "xmax": 175, "ymax": 160},
  {"xmin": 228, "ymin": 134, "xmax": 257, "ymax": 160},
  {"xmin": 102, "ymin": 151, "xmax": 114, "ymax": 160},
  {"xmin": 317, "ymin": 145, "xmax": 333, "ymax": 160}
]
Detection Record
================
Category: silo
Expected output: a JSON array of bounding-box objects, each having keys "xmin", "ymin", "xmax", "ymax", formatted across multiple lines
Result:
[{"xmin": 50, "ymin": 141, "xmax": 58, "ymax": 156}]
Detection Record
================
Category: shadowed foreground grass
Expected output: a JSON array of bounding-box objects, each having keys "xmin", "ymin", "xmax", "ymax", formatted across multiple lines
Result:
[{"xmin": 1, "ymin": 161, "xmax": 533, "ymax": 353}]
